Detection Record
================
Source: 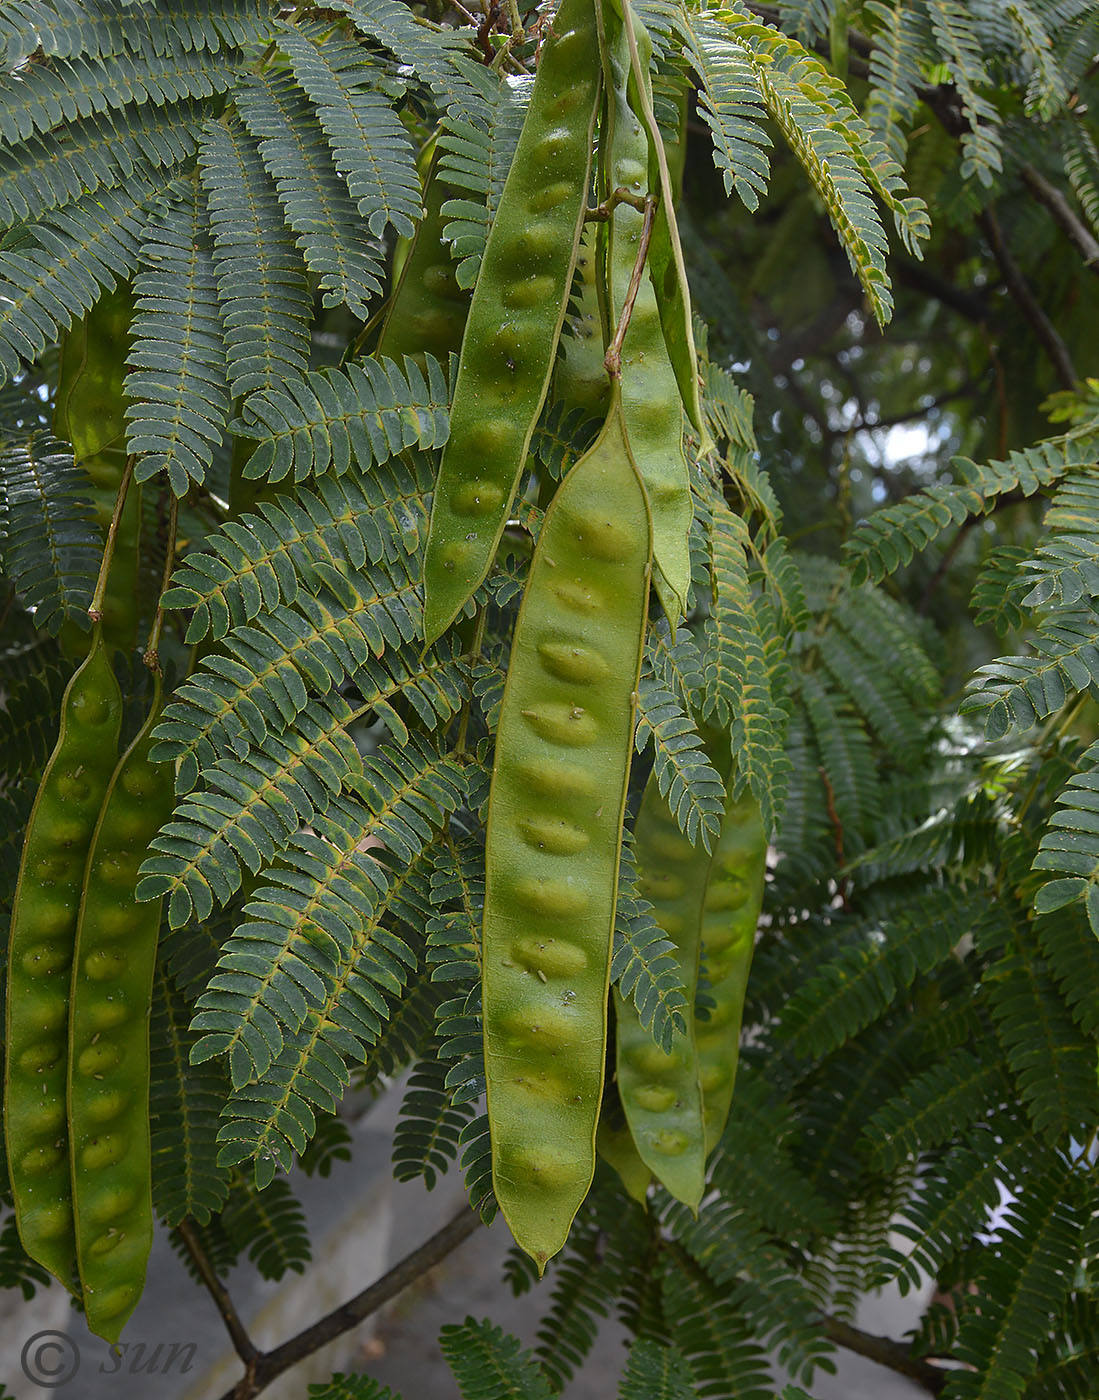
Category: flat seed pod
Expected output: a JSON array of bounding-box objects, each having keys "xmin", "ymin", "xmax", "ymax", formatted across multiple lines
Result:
[
  {"xmin": 68, "ymin": 683, "xmax": 174, "ymax": 1342},
  {"xmin": 421, "ymin": 0, "xmax": 602, "ymax": 643},
  {"xmin": 483, "ymin": 393, "xmax": 651, "ymax": 1268},
  {"xmin": 5, "ymin": 632, "xmax": 122, "ymax": 1287}
]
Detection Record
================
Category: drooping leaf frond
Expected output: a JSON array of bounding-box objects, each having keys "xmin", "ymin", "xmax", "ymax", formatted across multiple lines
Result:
[
  {"xmin": 278, "ymin": 23, "xmax": 421, "ymax": 238},
  {"xmin": 150, "ymin": 966, "xmax": 232, "ymax": 1226},
  {"xmin": 702, "ymin": 493, "xmax": 789, "ymax": 832},
  {"xmin": 231, "ymin": 354, "xmax": 450, "ymax": 483},
  {"xmin": 235, "ymin": 68, "xmax": 385, "ymax": 319},
  {"xmin": 0, "ymin": 99, "xmax": 203, "ymax": 231},
  {"xmin": 845, "ymin": 433, "xmax": 1099, "ymax": 585},
  {"xmin": 437, "ymin": 55, "xmax": 532, "ymax": 289},
  {"xmin": 0, "ymin": 430, "xmax": 98, "ymax": 632},
  {"xmin": 124, "ymin": 173, "xmax": 231, "ymax": 494},
  {"xmin": 925, "ymin": 0, "xmax": 1004, "ymax": 183},
  {"xmin": 0, "ymin": 43, "xmax": 241, "ymax": 146},
  {"xmin": 618, "ymin": 1339, "xmax": 696, "ymax": 1400},
  {"xmin": 949, "ymin": 1157, "xmax": 1083, "ymax": 1400},
  {"xmin": 441, "ymin": 1318, "xmax": 555, "ymax": 1400},
  {"xmin": 161, "ymin": 457, "xmax": 430, "ymax": 642},
  {"xmin": 0, "ymin": 174, "xmax": 165, "ymax": 385},
  {"xmin": 635, "ymin": 668, "xmax": 725, "ymax": 851},
  {"xmin": 148, "ymin": 554, "xmax": 425, "ymax": 794},
  {"xmin": 198, "ymin": 114, "xmax": 313, "ymax": 401},
  {"xmin": 612, "ymin": 835, "xmax": 689, "ymax": 1052}
]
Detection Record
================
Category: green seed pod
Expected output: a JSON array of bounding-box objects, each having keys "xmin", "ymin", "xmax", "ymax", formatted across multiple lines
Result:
[
  {"xmin": 603, "ymin": 4, "xmax": 692, "ymax": 619},
  {"xmin": 5, "ymin": 633, "xmax": 122, "ymax": 1287},
  {"xmin": 554, "ymin": 223, "xmax": 611, "ymax": 418},
  {"xmin": 610, "ymin": 0, "xmax": 708, "ymax": 445},
  {"xmin": 55, "ymin": 285, "xmax": 141, "ymax": 658},
  {"xmin": 696, "ymin": 788, "xmax": 766, "ymax": 1154},
  {"xmin": 67, "ymin": 683, "xmax": 174, "ymax": 1341},
  {"xmin": 595, "ymin": 1111, "xmax": 650, "ymax": 1205},
  {"xmin": 376, "ymin": 151, "xmax": 471, "ymax": 369},
  {"xmin": 421, "ymin": 0, "xmax": 602, "ymax": 643},
  {"xmin": 611, "ymin": 770, "xmax": 716, "ymax": 1209},
  {"xmin": 483, "ymin": 393, "xmax": 651, "ymax": 1269}
]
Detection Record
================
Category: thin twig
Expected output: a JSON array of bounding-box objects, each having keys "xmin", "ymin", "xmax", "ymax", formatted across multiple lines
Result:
[
  {"xmin": 978, "ymin": 208, "xmax": 1078, "ymax": 391},
  {"xmin": 1020, "ymin": 162, "xmax": 1099, "ymax": 273},
  {"xmin": 176, "ymin": 1220, "xmax": 259, "ymax": 1368},
  {"xmin": 88, "ymin": 456, "xmax": 134, "ymax": 622},
  {"xmin": 604, "ymin": 196, "xmax": 657, "ymax": 378},
  {"xmin": 218, "ymin": 1206, "xmax": 482, "ymax": 1400},
  {"xmin": 585, "ymin": 186, "xmax": 651, "ymax": 222},
  {"xmin": 822, "ymin": 1314, "xmax": 947, "ymax": 1395},
  {"xmin": 143, "ymin": 493, "xmax": 179, "ymax": 671}
]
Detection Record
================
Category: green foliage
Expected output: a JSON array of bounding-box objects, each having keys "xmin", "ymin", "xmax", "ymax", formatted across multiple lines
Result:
[
  {"xmin": 0, "ymin": 1, "xmax": 1096, "ymax": 1394},
  {"xmin": 309, "ymin": 1378, "xmax": 401, "ymax": 1400},
  {"xmin": 125, "ymin": 174, "xmax": 230, "ymax": 495},
  {"xmin": 441, "ymin": 1319, "xmax": 554, "ymax": 1400},
  {"xmin": 0, "ymin": 432, "xmax": 98, "ymax": 632}
]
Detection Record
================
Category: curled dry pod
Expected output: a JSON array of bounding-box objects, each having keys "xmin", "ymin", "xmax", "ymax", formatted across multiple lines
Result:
[
  {"xmin": 5, "ymin": 632, "xmax": 122, "ymax": 1286},
  {"xmin": 696, "ymin": 788, "xmax": 766, "ymax": 1153},
  {"xmin": 421, "ymin": 0, "xmax": 602, "ymax": 642},
  {"xmin": 611, "ymin": 774, "xmax": 714, "ymax": 1210},
  {"xmin": 483, "ymin": 392, "xmax": 651, "ymax": 1269},
  {"xmin": 68, "ymin": 681, "xmax": 174, "ymax": 1341}
]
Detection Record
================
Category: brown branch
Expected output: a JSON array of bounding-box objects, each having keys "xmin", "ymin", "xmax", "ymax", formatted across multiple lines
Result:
[
  {"xmin": 1019, "ymin": 163, "xmax": 1099, "ymax": 273},
  {"xmin": 823, "ymin": 1315, "xmax": 947, "ymax": 1395},
  {"xmin": 176, "ymin": 1221, "xmax": 259, "ymax": 1368},
  {"xmin": 219, "ymin": 1205, "xmax": 482, "ymax": 1400},
  {"xmin": 978, "ymin": 207, "xmax": 1078, "ymax": 390},
  {"xmin": 892, "ymin": 259, "xmax": 988, "ymax": 324}
]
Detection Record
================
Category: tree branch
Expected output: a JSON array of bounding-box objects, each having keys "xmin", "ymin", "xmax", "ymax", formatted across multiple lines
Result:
[
  {"xmin": 892, "ymin": 259, "xmax": 988, "ymax": 324},
  {"xmin": 977, "ymin": 207, "xmax": 1078, "ymax": 390},
  {"xmin": 1019, "ymin": 163, "xmax": 1099, "ymax": 273},
  {"xmin": 176, "ymin": 1221, "xmax": 259, "ymax": 1368},
  {"xmin": 822, "ymin": 1314, "xmax": 947, "ymax": 1395},
  {"xmin": 219, "ymin": 1205, "xmax": 483, "ymax": 1400}
]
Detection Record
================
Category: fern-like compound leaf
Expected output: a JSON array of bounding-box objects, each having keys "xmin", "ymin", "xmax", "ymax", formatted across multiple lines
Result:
[
  {"xmin": 124, "ymin": 173, "xmax": 231, "ymax": 494},
  {"xmin": 0, "ymin": 431, "xmax": 98, "ymax": 633},
  {"xmin": 232, "ymin": 354, "xmax": 450, "ymax": 483},
  {"xmin": 234, "ymin": 69, "xmax": 385, "ymax": 319},
  {"xmin": 198, "ymin": 114, "xmax": 313, "ymax": 401},
  {"xmin": 150, "ymin": 967, "xmax": 232, "ymax": 1226},
  {"xmin": 437, "ymin": 55, "xmax": 532, "ymax": 289},
  {"xmin": 441, "ymin": 1318, "xmax": 555, "ymax": 1400},
  {"xmin": 278, "ymin": 24, "xmax": 421, "ymax": 238}
]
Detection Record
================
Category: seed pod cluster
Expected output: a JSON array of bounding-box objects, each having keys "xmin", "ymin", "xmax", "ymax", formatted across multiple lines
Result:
[
  {"xmin": 5, "ymin": 633, "xmax": 122, "ymax": 1287},
  {"xmin": 482, "ymin": 395, "xmax": 651, "ymax": 1268},
  {"xmin": 422, "ymin": 0, "xmax": 602, "ymax": 643}
]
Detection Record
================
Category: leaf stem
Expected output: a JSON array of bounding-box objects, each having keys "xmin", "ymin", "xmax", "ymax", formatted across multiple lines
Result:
[
  {"xmin": 88, "ymin": 456, "xmax": 134, "ymax": 622},
  {"xmin": 144, "ymin": 492, "xmax": 178, "ymax": 672},
  {"xmin": 604, "ymin": 195, "xmax": 657, "ymax": 379}
]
